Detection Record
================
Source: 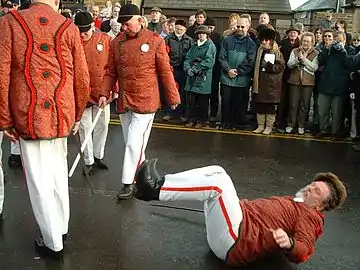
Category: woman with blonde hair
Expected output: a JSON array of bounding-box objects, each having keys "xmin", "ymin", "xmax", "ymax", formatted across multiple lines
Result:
[
  {"xmin": 252, "ymin": 26, "xmax": 285, "ymax": 135},
  {"xmin": 223, "ymin": 13, "xmax": 240, "ymax": 37},
  {"xmin": 141, "ymin": 16, "xmax": 149, "ymax": 28},
  {"xmin": 286, "ymin": 32, "xmax": 319, "ymax": 135}
]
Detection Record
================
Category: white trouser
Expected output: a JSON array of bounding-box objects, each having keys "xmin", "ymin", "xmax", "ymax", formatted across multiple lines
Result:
[
  {"xmin": 20, "ymin": 138, "xmax": 69, "ymax": 252},
  {"xmin": 120, "ymin": 111, "xmax": 154, "ymax": 184},
  {"xmin": 160, "ymin": 166, "xmax": 243, "ymax": 261},
  {"xmin": 11, "ymin": 140, "xmax": 20, "ymax": 155},
  {"xmin": 350, "ymin": 99, "xmax": 357, "ymax": 138},
  {"xmin": 0, "ymin": 132, "xmax": 3, "ymax": 214},
  {"xmin": 79, "ymin": 104, "xmax": 110, "ymax": 165}
]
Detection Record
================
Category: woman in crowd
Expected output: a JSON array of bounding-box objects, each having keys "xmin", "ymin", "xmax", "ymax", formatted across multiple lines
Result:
[
  {"xmin": 223, "ymin": 13, "xmax": 240, "ymax": 37},
  {"xmin": 107, "ymin": 18, "xmax": 121, "ymax": 39},
  {"xmin": 286, "ymin": 32, "xmax": 319, "ymax": 135},
  {"xmin": 252, "ymin": 26, "xmax": 285, "ymax": 135},
  {"xmin": 183, "ymin": 25, "xmax": 216, "ymax": 128}
]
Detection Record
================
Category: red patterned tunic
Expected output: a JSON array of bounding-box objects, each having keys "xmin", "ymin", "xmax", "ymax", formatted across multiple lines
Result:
[{"xmin": 0, "ymin": 3, "xmax": 90, "ymax": 140}]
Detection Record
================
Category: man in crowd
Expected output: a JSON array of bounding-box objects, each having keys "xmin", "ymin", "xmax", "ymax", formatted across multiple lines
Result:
[
  {"xmin": 101, "ymin": 4, "xmax": 180, "ymax": 200},
  {"xmin": 91, "ymin": 5, "xmax": 102, "ymax": 29},
  {"xmin": 147, "ymin": 6, "xmax": 162, "ymax": 33},
  {"xmin": 100, "ymin": 5, "xmax": 120, "ymax": 32},
  {"xmin": 257, "ymin": 12, "xmax": 280, "ymax": 42},
  {"xmin": 0, "ymin": 0, "xmax": 91, "ymax": 259},
  {"xmin": 134, "ymin": 158, "xmax": 347, "ymax": 267},
  {"xmin": 75, "ymin": 11, "xmax": 111, "ymax": 175},
  {"xmin": 219, "ymin": 17, "xmax": 256, "ymax": 130},
  {"xmin": 186, "ymin": 9, "xmax": 206, "ymax": 39}
]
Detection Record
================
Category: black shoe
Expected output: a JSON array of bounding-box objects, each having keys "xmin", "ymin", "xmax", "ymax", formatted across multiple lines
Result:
[
  {"xmin": 134, "ymin": 159, "xmax": 164, "ymax": 201},
  {"xmin": 82, "ymin": 165, "xmax": 93, "ymax": 176},
  {"xmin": 94, "ymin": 157, "xmax": 108, "ymax": 170},
  {"xmin": 35, "ymin": 235, "xmax": 64, "ymax": 260},
  {"xmin": 116, "ymin": 184, "xmax": 136, "ymax": 201},
  {"xmin": 62, "ymin": 234, "xmax": 67, "ymax": 242},
  {"xmin": 8, "ymin": 154, "xmax": 22, "ymax": 168}
]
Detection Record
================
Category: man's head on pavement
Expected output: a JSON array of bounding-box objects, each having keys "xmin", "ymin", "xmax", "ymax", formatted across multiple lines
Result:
[
  {"xmin": 117, "ymin": 4, "xmax": 142, "ymax": 36},
  {"xmin": 296, "ymin": 173, "xmax": 347, "ymax": 212},
  {"xmin": 74, "ymin": 11, "xmax": 94, "ymax": 42}
]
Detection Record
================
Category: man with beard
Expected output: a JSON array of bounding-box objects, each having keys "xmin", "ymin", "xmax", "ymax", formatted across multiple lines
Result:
[
  {"xmin": 218, "ymin": 17, "xmax": 256, "ymax": 130},
  {"xmin": 134, "ymin": 158, "xmax": 347, "ymax": 267},
  {"xmin": 101, "ymin": 4, "xmax": 180, "ymax": 200}
]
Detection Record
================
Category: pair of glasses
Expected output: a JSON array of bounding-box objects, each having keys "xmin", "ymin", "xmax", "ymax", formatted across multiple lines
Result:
[
  {"xmin": 237, "ymin": 26, "xmax": 245, "ymax": 29},
  {"xmin": 353, "ymin": 39, "xmax": 360, "ymax": 42},
  {"xmin": 324, "ymin": 35, "xmax": 332, "ymax": 38}
]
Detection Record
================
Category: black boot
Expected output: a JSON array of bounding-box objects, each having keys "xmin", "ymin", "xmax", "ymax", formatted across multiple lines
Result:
[
  {"xmin": 94, "ymin": 157, "xmax": 108, "ymax": 170},
  {"xmin": 116, "ymin": 184, "xmax": 136, "ymax": 201},
  {"xmin": 34, "ymin": 234, "xmax": 64, "ymax": 260},
  {"xmin": 134, "ymin": 159, "xmax": 164, "ymax": 201}
]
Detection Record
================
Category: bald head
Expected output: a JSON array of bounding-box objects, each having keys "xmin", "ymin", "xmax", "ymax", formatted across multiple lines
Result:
[{"xmin": 34, "ymin": 0, "xmax": 61, "ymax": 10}]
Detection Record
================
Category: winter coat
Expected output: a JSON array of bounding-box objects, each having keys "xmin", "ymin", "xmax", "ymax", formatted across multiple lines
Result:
[
  {"xmin": 252, "ymin": 50, "xmax": 285, "ymax": 104},
  {"xmin": 219, "ymin": 34, "xmax": 256, "ymax": 87},
  {"xmin": 164, "ymin": 33, "xmax": 194, "ymax": 70},
  {"xmin": 183, "ymin": 39, "xmax": 216, "ymax": 95}
]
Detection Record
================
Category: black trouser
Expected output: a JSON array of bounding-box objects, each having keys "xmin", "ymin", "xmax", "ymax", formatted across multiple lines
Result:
[
  {"xmin": 221, "ymin": 84, "xmax": 249, "ymax": 127},
  {"xmin": 186, "ymin": 92, "xmax": 209, "ymax": 123},
  {"xmin": 276, "ymin": 80, "xmax": 290, "ymax": 129},
  {"xmin": 209, "ymin": 68, "xmax": 221, "ymax": 118},
  {"xmin": 165, "ymin": 68, "xmax": 187, "ymax": 116},
  {"xmin": 354, "ymin": 88, "xmax": 360, "ymax": 136}
]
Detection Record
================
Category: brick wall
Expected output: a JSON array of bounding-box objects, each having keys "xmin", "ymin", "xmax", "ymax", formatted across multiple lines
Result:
[{"xmin": 313, "ymin": 12, "xmax": 354, "ymax": 32}]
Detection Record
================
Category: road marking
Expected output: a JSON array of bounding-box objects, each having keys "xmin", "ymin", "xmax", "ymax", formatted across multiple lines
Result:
[{"xmin": 109, "ymin": 119, "xmax": 350, "ymax": 144}]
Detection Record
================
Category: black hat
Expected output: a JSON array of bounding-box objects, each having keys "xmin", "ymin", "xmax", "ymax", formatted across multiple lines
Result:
[
  {"xmin": 117, "ymin": 4, "xmax": 141, "ymax": 24},
  {"xmin": 204, "ymin": 17, "xmax": 216, "ymax": 27},
  {"xmin": 74, "ymin": 11, "xmax": 93, "ymax": 33},
  {"xmin": 175, "ymin": 19, "xmax": 187, "ymax": 28},
  {"xmin": 258, "ymin": 28, "xmax": 276, "ymax": 41},
  {"xmin": 195, "ymin": 25, "xmax": 211, "ymax": 35}
]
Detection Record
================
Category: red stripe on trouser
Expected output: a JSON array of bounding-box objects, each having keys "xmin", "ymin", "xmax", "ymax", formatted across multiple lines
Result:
[
  {"xmin": 160, "ymin": 186, "xmax": 237, "ymax": 241},
  {"xmin": 132, "ymin": 117, "xmax": 153, "ymax": 183}
]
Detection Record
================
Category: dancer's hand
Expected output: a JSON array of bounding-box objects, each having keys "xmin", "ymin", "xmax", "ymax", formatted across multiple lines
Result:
[
  {"xmin": 270, "ymin": 228, "xmax": 293, "ymax": 249},
  {"xmin": 4, "ymin": 128, "xmax": 18, "ymax": 142},
  {"xmin": 98, "ymin": 96, "xmax": 108, "ymax": 109},
  {"xmin": 72, "ymin": 121, "xmax": 80, "ymax": 135}
]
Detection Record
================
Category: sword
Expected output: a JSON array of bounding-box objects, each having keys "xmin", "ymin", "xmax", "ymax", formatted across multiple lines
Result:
[
  {"xmin": 148, "ymin": 202, "xmax": 203, "ymax": 213},
  {"xmin": 68, "ymin": 108, "xmax": 103, "ymax": 178}
]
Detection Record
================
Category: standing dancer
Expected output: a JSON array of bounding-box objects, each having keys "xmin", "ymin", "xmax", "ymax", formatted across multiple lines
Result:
[
  {"xmin": 0, "ymin": 0, "xmax": 91, "ymax": 259},
  {"xmin": 134, "ymin": 159, "xmax": 347, "ymax": 267},
  {"xmin": 75, "ymin": 11, "xmax": 112, "ymax": 175},
  {"xmin": 101, "ymin": 4, "xmax": 180, "ymax": 200}
]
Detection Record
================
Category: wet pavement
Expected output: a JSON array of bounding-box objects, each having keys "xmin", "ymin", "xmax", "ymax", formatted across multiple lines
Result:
[{"xmin": 0, "ymin": 123, "xmax": 359, "ymax": 270}]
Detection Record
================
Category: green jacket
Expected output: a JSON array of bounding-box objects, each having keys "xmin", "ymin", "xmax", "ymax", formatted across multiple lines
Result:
[
  {"xmin": 183, "ymin": 39, "xmax": 216, "ymax": 95},
  {"xmin": 219, "ymin": 34, "xmax": 256, "ymax": 87}
]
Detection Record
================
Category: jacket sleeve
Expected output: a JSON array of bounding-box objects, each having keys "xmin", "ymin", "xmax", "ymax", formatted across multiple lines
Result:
[
  {"xmin": 266, "ymin": 52, "xmax": 285, "ymax": 74},
  {"xmin": 287, "ymin": 50, "xmax": 299, "ymax": 69},
  {"xmin": 285, "ymin": 214, "xmax": 323, "ymax": 264},
  {"xmin": 236, "ymin": 39, "xmax": 256, "ymax": 75},
  {"xmin": 183, "ymin": 46, "xmax": 193, "ymax": 72},
  {"xmin": 72, "ymin": 28, "xmax": 91, "ymax": 122},
  {"xmin": 0, "ymin": 17, "xmax": 13, "ymax": 130},
  {"xmin": 155, "ymin": 38, "xmax": 181, "ymax": 106},
  {"xmin": 102, "ymin": 39, "xmax": 119, "ymax": 97},
  {"xmin": 96, "ymin": 36, "xmax": 112, "ymax": 100},
  {"xmin": 318, "ymin": 48, "xmax": 330, "ymax": 66},
  {"xmin": 345, "ymin": 52, "xmax": 360, "ymax": 71},
  {"xmin": 303, "ymin": 55, "xmax": 319, "ymax": 73},
  {"xmin": 191, "ymin": 43, "xmax": 216, "ymax": 73},
  {"xmin": 219, "ymin": 37, "xmax": 231, "ymax": 72}
]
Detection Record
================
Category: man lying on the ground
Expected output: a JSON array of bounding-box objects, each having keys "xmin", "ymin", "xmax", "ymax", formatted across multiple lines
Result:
[{"xmin": 133, "ymin": 159, "xmax": 347, "ymax": 267}]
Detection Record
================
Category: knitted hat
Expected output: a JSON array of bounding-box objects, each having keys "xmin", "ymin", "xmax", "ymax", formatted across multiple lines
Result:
[
  {"xmin": 74, "ymin": 11, "xmax": 94, "ymax": 33},
  {"xmin": 204, "ymin": 17, "xmax": 216, "ymax": 27},
  {"xmin": 117, "ymin": 4, "xmax": 141, "ymax": 23},
  {"xmin": 175, "ymin": 19, "xmax": 187, "ymax": 28},
  {"xmin": 195, "ymin": 25, "xmax": 211, "ymax": 35}
]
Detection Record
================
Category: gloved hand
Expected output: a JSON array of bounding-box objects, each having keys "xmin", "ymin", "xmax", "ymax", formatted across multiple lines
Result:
[
  {"xmin": 187, "ymin": 68, "xmax": 195, "ymax": 77},
  {"xmin": 350, "ymin": 93, "xmax": 355, "ymax": 100},
  {"xmin": 350, "ymin": 72, "xmax": 356, "ymax": 80}
]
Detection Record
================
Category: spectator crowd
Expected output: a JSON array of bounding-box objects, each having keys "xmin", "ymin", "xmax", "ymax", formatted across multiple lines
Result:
[{"xmin": 1, "ymin": 1, "xmax": 360, "ymax": 151}]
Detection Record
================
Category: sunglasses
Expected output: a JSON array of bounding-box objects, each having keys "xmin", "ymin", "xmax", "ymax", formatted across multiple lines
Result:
[
  {"xmin": 324, "ymin": 35, "xmax": 332, "ymax": 38},
  {"xmin": 353, "ymin": 39, "xmax": 360, "ymax": 42},
  {"xmin": 237, "ymin": 25, "xmax": 245, "ymax": 29}
]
